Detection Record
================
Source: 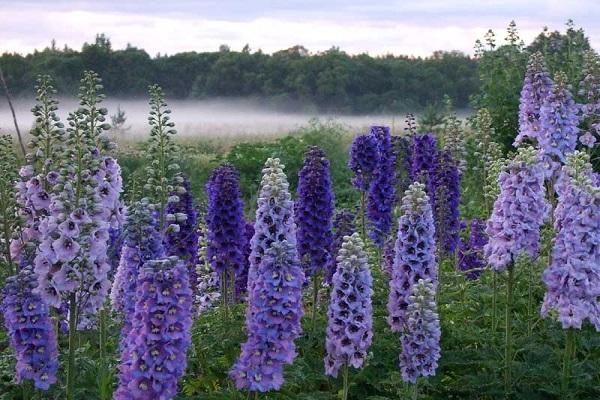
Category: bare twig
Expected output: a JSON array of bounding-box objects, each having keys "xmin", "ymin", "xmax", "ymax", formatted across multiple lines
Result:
[{"xmin": 0, "ymin": 65, "xmax": 26, "ymax": 156}]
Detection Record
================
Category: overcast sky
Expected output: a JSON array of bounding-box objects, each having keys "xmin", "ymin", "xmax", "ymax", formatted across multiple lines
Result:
[{"xmin": 0, "ymin": 0, "xmax": 598, "ymax": 57}]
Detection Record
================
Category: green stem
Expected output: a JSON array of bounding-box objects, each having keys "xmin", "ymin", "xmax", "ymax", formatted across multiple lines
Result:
[
  {"xmin": 527, "ymin": 261, "xmax": 533, "ymax": 337},
  {"xmin": 342, "ymin": 363, "xmax": 350, "ymax": 400},
  {"xmin": 220, "ymin": 271, "xmax": 229, "ymax": 319},
  {"xmin": 360, "ymin": 191, "xmax": 366, "ymax": 242},
  {"xmin": 66, "ymin": 293, "xmax": 77, "ymax": 400},
  {"xmin": 311, "ymin": 275, "xmax": 321, "ymax": 332},
  {"xmin": 411, "ymin": 381, "xmax": 419, "ymax": 400},
  {"xmin": 561, "ymin": 329, "xmax": 576, "ymax": 398},
  {"xmin": 504, "ymin": 264, "xmax": 514, "ymax": 396},
  {"xmin": 492, "ymin": 271, "xmax": 497, "ymax": 332}
]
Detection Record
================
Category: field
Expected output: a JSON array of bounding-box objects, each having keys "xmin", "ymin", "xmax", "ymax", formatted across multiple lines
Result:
[{"xmin": 0, "ymin": 21, "xmax": 599, "ymax": 400}]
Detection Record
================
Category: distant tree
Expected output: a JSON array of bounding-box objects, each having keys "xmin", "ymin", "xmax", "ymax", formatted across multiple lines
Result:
[{"xmin": 110, "ymin": 105, "xmax": 130, "ymax": 136}]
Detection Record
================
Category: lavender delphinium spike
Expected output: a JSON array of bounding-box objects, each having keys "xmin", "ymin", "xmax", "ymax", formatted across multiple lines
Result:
[
  {"xmin": 514, "ymin": 51, "xmax": 554, "ymax": 147},
  {"xmin": 349, "ymin": 134, "xmax": 379, "ymax": 191},
  {"xmin": 326, "ymin": 209, "xmax": 356, "ymax": 283},
  {"xmin": 433, "ymin": 150, "xmax": 461, "ymax": 256},
  {"xmin": 538, "ymin": 72, "xmax": 579, "ymax": 174},
  {"xmin": 484, "ymin": 146, "xmax": 550, "ymax": 271},
  {"xmin": 230, "ymin": 241, "xmax": 304, "ymax": 392},
  {"xmin": 387, "ymin": 182, "xmax": 437, "ymax": 332},
  {"xmin": 324, "ymin": 233, "xmax": 373, "ymax": 377},
  {"xmin": 205, "ymin": 163, "xmax": 246, "ymax": 303},
  {"xmin": 367, "ymin": 126, "xmax": 396, "ymax": 247},
  {"xmin": 235, "ymin": 221, "xmax": 255, "ymax": 299},
  {"xmin": 400, "ymin": 278, "xmax": 441, "ymax": 383},
  {"xmin": 114, "ymin": 257, "xmax": 192, "ymax": 400},
  {"xmin": 578, "ymin": 50, "xmax": 600, "ymax": 149},
  {"xmin": 410, "ymin": 133, "xmax": 439, "ymax": 204},
  {"xmin": 1, "ymin": 268, "xmax": 59, "ymax": 390},
  {"xmin": 295, "ymin": 146, "xmax": 335, "ymax": 279},
  {"xmin": 541, "ymin": 151, "xmax": 600, "ymax": 330},
  {"xmin": 391, "ymin": 135, "xmax": 413, "ymax": 203},
  {"xmin": 457, "ymin": 219, "xmax": 488, "ymax": 280},
  {"xmin": 230, "ymin": 158, "xmax": 304, "ymax": 392},
  {"xmin": 110, "ymin": 200, "xmax": 165, "ymax": 347}
]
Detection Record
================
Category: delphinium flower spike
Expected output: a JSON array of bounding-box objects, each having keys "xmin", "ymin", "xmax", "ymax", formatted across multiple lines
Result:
[
  {"xmin": 391, "ymin": 135, "xmax": 412, "ymax": 206},
  {"xmin": 367, "ymin": 126, "xmax": 396, "ymax": 247},
  {"xmin": 143, "ymin": 84, "xmax": 184, "ymax": 232},
  {"xmin": 410, "ymin": 133, "xmax": 439, "ymax": 205},
  {"xmin": 400, "ymin": 279, "xmax": 441, "ymax": 386},
  {"xmin": 349, "ymin": 134, "xmax": 379, "ymax": 240},
  {"xmin": 578, "ymin": 50, "xmax": 600, "ymax": 148},
  {"xmin": 235, "ymin": 221, "xmax": 254, "ymax": 300},
  {"xmin": 433, "ymin": 150, "xmax": 461, "ymax": 256},
  {"xmin": 324, "ymin": 233, "xmax": 373, "ymax": 400},
  {"xmin": 114, "ymin": 257, "xmax": 192, "ymax": 400},
  {"xmin": 110, "ymin": 199, "xmax": 165, "ymax": 348},
  {"xmin": 195, "ymin": 221, "xmax": 220, "ymax": 316},
  {"xmin": 457, "ymin": 219, "xmax": 488, "ymax": 280},
  {"xmin": 1, "ymin": 267, "xmax": 59, "ymax": 390},
  {"xmin": 443, "ymin": 112, "xmax": 466, "ymax": 172},
  {"xmin": 230, "ymin": 158, "xmax": 304, "ymax": 392},
  {"xmin": 387, "ymin": 182, "xmax": 437, "ymax": 332},
  {"xmin": 514, "ymin": 51, "xmax": 554, "ymax": 147},
  {"xmin": 205, "ymin": 163, "xmax": 246, "ymax": 307}
]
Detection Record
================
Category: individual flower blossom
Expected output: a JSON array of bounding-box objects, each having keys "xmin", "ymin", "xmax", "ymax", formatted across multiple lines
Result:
[
  {"xmin": 326, "ymin": 209, "xmax": 356, "ymax": 283},
  {"xmin": 410, "ymin": 133, "xmax": 439, "ymax": 204},
  {"xmin": 205, "ymin": 163, "xmax": 246, "ymax": 301},
  {"xmin": 195, "ymin": 222, "xmax": 220, "ymax": 316},
  {"xmin": 230, "ymin": 241, "xmax": 305, "ymax": 392},
  {"xmin": 295, "ymin": 146, "xmax": 335, "ymax": 278},
  {"xmin": 164, "ymin": 175, "xmax": 199, "ymax": 286},
  {"xmin": 514, "ymin": 52, "xmax": 554, "ymax": 147},
  {"xmin": 1, "ymin": 267, "xmax": 59, "ymax": 390},
  {"xmin": 324, "ymin": 233, "xmax": 373, "ymax": 377},
  {"xmin": 367, "ymin": 126, "xmax": 397, "ymax": 247},
  {"xmin": 387, "ymin": 182, "xmax": 437, "ymax": 332},
  {"xmin": 484, "ymin": 146, "xmax": 550, "ymax": 272},
  {"xmin": 433, "ymin": 150, "xmax": 461, "ymax": 256},
  {"xmin": 579, "ymin": 131, "xmax": 597, "ymax": 148},
  {"xmin": 349, "ymin": 134, "xmax": 379, "ymax": 191},
  {"xmin": 110, "ymin": 200, "xmax": 165, "ymax": 347},
  {"xmin": 457, "ymin": 219, "xmax": 488, "ymax": 280},
  {"xmin": 541, "ymin": 151, "xmax": 600, "ymax": 330},
  {"xmin": 399, "ymin": 279, "xmax": 441, "ymax": 383},
  {"xmin": 538, "ymin": 72, "xmax": 579, "ymax": 173},
  {"xmin": 235, "ymin": 221, "xmax": 255, "ymax": 300},
  {"xmin": 114, "ymin": 257, "xmax": 192, "ymax": 400}
]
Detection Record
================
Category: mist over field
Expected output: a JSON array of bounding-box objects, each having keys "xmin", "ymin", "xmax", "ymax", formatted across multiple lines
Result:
[{"xmin": 0, "ymin": 97, "xmax": 462, "ymax": 138}]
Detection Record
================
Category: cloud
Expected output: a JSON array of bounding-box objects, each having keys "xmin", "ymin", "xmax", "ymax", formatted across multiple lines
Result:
[{"xmin": 0, "ymin": 1, "xmax": 598, "ymax": 56}]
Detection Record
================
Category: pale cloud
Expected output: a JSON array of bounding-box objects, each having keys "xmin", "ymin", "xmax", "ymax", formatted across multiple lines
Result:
[{"xmin": 0, "ymin": 1, "xmax": 598, "ymax": 56}]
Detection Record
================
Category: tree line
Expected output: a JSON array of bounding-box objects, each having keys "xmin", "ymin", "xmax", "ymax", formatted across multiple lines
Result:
[{"xmin": 0, "ymin": 34, "xmax": 477, "ymax": 113}]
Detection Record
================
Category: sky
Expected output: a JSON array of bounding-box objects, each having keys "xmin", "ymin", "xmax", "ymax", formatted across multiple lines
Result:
[{"xmin": 0, "ymin": 0, "xmax": 599, "ymax": 57}]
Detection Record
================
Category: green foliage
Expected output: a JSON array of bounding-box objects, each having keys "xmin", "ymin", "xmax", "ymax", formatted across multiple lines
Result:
[{"xmin": 0, "ymin": 135, "xmax": 18, "ymax": 276}]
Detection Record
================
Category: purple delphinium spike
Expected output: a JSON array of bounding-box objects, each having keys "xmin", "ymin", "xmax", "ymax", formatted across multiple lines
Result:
[
  {"xmin": 110, "ymin": 200, "xmax": 165, "ymax": 348},
  {"xmin": 538, "ymin": 72, "xmax": 579, "ymax": 174},
  {"xmin": 349, "ymin": 134, "xmax": 379, "ymax": 191},
  {"xmin": 164, "ymin": 175, "xmax": 199, "ymax": 286},
  {"xmin": 387, "ymin": 182, "xmax": 437, "ymax": 332},
  {"xmin": 457, "ymin": 219, "xmax": 488, "ymax": 280},
  {"xmin": 230, "ymin": 158, "xmax": 304, "ymax": 392},
  {"xmin": 1, "ymin": 267, "xmax": 59, "ymax": 390},
  {"xmin": 410, "ymin": 133, "xmax": 439, "ymax": 204},
  {"xmin": 205, "ymin": 163, "xmax": 246, "ymax": 300},
  {"xmin": 295, "ymin": 146, "xmax": 335, "ymax": 279},
  {"xmin": 114, "ymin": 257, "xmax": 192, "ymax": 400},
  {"xmin": 367, "ymin": 126, "xmax": 397, "ymax": 247},
  {"xmin": 382, "ymin": 238, "xmax": 395, "ymax": 276},
  {"xmin": 514, "ymin": 51, "xmax": 554, "ymax": 147},
  {"xmin": 400, "ymin": 278, "xmax": 441, "ymax": 383},
  {"xmin": 484, "ymin": 146, "xmax": 550, "ymax": 272},
  {"xmin": 391, "ymin": 135, "xmax": 412, "ymax": 204},
  {"xmin": 235, "ymin": 221, "xmax": 255, "ymax": 299},
  {"xmin": 541, "ymin": 151, "xmax": 600, "ymax": 330},
  {"xmin": 324, "ymin": 233, "xmax": 373, "ymax": 377},
  {"xmin": 578, "ymin": 51, "xmax": 600, "ymax": 149},
  {"xmin": 326, "ymin": 209, "xmax": 356, "ymax": 283},
  {"xmin": 230, "ymin": 241, "xmax": 305, "ymax": 392},
  {"xmin": 433, "ymin": 150, "xmax": 461, "ymax": 256}
]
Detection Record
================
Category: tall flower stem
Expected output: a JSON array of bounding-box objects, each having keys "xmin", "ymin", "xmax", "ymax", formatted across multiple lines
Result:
[
  {"xmin": 360, "ymin": 191, "xmax": 366, "ymax": 241},
  {"xmin": 411, "ymin": 382, "xmax": 419, "ymax": 400},
  {"xmin": 311, "ymin": 274, "xmax": 321, "ymax": 332},
  {"xmin": 504, "ymin": 264, "xmax": 514, "ymax": 396},
  {"xmin": 342, "ymin": 363, "xmax": 350, "ymax": 400},
  {"xmin": 527, "ymin": 261, "xmax": 533, "ymax": 336},
  {"xmin": 492, "ymin": 271, "xmax": 497, "ymax": 332},
  {"xmin": 220, "ymin": 271, "xmax": 229, "ymax": 319},
  {"xmin": 67, "ymin": 293, "xmax": 77, "ymax": 400},
  {"xmin": 561, "ymin": 329, "xmax": 576, "ymax": 397},
  {"xmin": 99, "ymin": 307, "xmax": 109, "ymax": 400}
]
